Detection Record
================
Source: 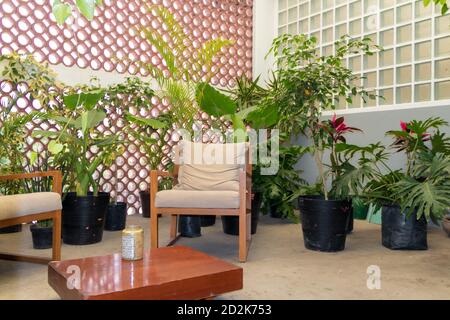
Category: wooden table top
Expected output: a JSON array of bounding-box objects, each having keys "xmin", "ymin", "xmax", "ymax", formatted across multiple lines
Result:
[{"xmin": 48, "ymin": 246, "xmax": 243, "ymax": 300}]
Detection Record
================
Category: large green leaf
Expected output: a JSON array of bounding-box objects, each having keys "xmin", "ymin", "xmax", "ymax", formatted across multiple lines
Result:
[
  {"xmin": 48, "ymin": 140, "xmax": 64, "ymax": 154},
  {"xmin": 196, "ymin": 83, "xmax": 237, "ymax": 117},
  {"xmin": 63, "ymin": 92, "xmax": 103, "ymax": 110},
  {"xmin": 76, "ymin": 0, "xmax": 96, "ymax": 20},
  {"xmin": 236, "ymin": 105, "xmax": 259, "ymax": 120},
  {"xmin": 246, "ymin": 103, "xmax": 279, "ymax": 129},
  {"xmin": 52, "ymin": 0, "xmax": 72, "ymax": 25},
  {"xmin": 32, "ymin": 130, "xmax": 60, "ymax": 138},
  {"xmin": 81, "ymin": 110, "xmax": 106, "ymax": 134},
  {"xmin": 125, "ymin": 113, "xmax": 167, "ymax": 129}
]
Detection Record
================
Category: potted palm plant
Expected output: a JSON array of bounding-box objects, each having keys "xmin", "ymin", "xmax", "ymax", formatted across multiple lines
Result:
[
  {"xmin": 141, "ymin": 5, "xmax": 234, "ymax": 236},
  {"xmin": 33, "ymin": 89, "xmax": 124, "ymax": 245}
]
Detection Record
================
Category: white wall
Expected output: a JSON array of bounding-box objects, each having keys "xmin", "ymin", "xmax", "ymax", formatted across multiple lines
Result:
[
  {"xmin": 253, "ymin": 0, "xmax": 276, "ymax": 84},
  {"xmin": 251, "ymin": 1, "xmax": 450, "ymax": 182}
]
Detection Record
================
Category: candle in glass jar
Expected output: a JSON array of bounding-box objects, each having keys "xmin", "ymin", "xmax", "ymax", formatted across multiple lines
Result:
[{"xmin": 122, "ymin": 225, "xmax": 144, "ymax": 260}]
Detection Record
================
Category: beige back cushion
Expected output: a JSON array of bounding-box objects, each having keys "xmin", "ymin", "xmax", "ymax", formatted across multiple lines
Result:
[{"xmin": 174, "ymin": 141, "xmax": 247, "ymax": 192}]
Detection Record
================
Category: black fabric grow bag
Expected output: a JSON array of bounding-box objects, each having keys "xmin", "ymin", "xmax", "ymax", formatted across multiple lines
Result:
[
  {"xmin": 222, "ymin": 191, "xmax": 262, "ymax": 235},
  {"xmin": 30, "ymin": 224, "xmax": 52, "ymax": 249},
  {"xmin": 178, "ymin": 216, "xmax": 201, "ymax": 237},
  {"xmin": 381, "ymin": 204, "xmax": 428, "ymax": 250},
  {"xmin": 298, "ymin": 196, "xmax": 351, "ymax": 252},
  {"xmin": 139, "ymin": 190, "xmax": 150, "ymax": 218},
  {"xmin": 104, "ymin": 202, "xmax": 127, "ymax": 231},
  {"xmin": 62, "ymin": 192, "xmax": 109, "ymax": 245},
  {"xmin": 0, "ymin": 224, "xmax": 22, "ymax": 234},
  {"xmin": 200, "ymin": 215, "xmax": 216, "ymax": 227}
]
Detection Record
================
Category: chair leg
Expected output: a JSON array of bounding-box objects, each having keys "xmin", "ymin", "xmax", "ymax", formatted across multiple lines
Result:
[
  {"xmin": 52, "ymin": 210, "xmax": 61, "ymax": 261},
  {"xmin": 150, "ymin": 201, "xmax": 159, "ymax": 248},
  {"xmin": 247, "ymin": 212, "xmax": 251, "ymax": 241},
  {"xmin": 170, "ymin": 215, "xmax": 177, "ymax": 240},
  {"xmin": 239, "ymin": 208, "xmax": 247, "ymax": 263}
]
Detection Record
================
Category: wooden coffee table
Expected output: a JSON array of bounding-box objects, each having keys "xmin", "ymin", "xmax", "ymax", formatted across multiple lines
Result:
[{"xmin": 48, "ymin": 246, "xmax": 243, "ymax": 300}]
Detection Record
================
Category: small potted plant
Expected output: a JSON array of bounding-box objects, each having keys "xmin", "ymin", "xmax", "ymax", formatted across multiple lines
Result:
[
  {"xmin": 30, "ymin": 220, "xmax": 53, "ymax": 249},
  {"xmin": 104, "ymin": 171, "xmax": 127, "ymax": 231},
  {"xmin": 125, "ymin": 112, "xmax": 172, "ymax": 218},
  {"xmin": 34, "ymin": 89, "xmax": 125, "ymax": 245},
  {"xmin": 374, "ymin": 118, "xmax": 449, "ymax": 249},
  {"xmin": 336, "ymin": 117, "xmax": 450, "ymax": 249}
]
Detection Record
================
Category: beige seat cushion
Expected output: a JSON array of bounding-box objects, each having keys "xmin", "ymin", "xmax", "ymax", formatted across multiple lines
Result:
[
  {"xmin": 0, "ymin": 192, "xmax": 62, "ymax": 220},
  {"xmin": 174, "ymin": 141, "xmax": 247, "ymax": 192},
  {"xmin": 175, "ymin": 164, "xmax": 241, "ymax": 191},
  {"xmin": 155, "ymin": 190, "xmax": 240, "ymax": 209}
]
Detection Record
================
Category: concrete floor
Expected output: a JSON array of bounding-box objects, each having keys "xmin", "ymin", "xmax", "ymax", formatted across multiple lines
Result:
[{"xmin": 0, "ymin": 215, "xmax": 449, "ymax": 300}]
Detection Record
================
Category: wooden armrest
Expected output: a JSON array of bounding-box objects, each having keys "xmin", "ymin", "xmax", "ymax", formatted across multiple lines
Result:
[
  {"xmin": 0, "ymin": 171, "xmax": 62, "ymax": 194},
  {"xmin": 154, "ymin": 170, "xmax": 175, "ymax": 178}
]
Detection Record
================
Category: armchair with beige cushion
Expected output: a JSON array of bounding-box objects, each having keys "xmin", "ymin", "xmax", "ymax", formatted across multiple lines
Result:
[
  {"xmin": 0, "ymin": 171, "xmax": 62, "ymax": 264},
  {"xmin": 150, "ymin": 141, "xmax": 252, "ymax": 262}
]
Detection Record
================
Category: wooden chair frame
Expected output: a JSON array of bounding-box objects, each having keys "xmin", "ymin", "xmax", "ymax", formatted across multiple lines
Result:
[
  {"xmin": 150, "ymin": 148, "xmax": 252, "ymax": 262},
  {"xmin": 0, "ymin": 171, "xmax": 62, "ymax": 264}
]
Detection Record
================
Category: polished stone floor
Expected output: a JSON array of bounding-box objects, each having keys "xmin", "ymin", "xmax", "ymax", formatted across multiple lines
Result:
[{"xmin": 0, "ymin": 215, "xmax": 449, "ymax": 299}]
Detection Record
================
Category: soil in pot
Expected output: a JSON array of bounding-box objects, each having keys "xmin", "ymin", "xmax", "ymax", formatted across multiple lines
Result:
[
  {"xmin": 104, "ymin": 202, "xmax": 127, "ymax": 231},
  {"xmin": 30, "ymin": 224, "xmax": 52, "ymax": 249},
  {"xmin": 222, "ymin": 192, "xmax": 262, "ymax": 235},
  {"xmin": 62, "ymin": 192, "xmax": 109, "ymax": 245},
  {"xmin": 178, "ymin": 216, "xmax": 201, "ymax": 238},
  {"xmin": 298, "ymin": 196, "xmax": 351, "ymax": 252},
  {"xmin": 200, "ymin": 215, "xmax": 216, "ymax": 227},
  {"xmin": 0, "ymin": 224, "xmax": 22, "ymax": 234},
  {"xmin": 382, "ymin": 204, "xmax": 428, "ymax": 250}
]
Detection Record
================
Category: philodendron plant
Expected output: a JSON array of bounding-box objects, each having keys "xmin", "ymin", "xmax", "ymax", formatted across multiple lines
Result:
[
  {"xmin": 33, "ymin": 89, "xmax": 124, "ymax": 196},
  {"xmin": 335, "ymin": 117, "xmax": 450, "ymax": 223}
]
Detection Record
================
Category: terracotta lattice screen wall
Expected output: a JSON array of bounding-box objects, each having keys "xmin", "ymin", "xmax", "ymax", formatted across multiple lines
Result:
[{"xmin": 0, "ymin": 0, "xmax": 253, "ymax": 214}]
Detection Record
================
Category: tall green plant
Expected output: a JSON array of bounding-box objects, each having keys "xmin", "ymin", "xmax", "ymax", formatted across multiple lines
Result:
[
  {"xmin": 263, "ymin": 34, "xmax": 379, "ymax": 200},
  {"xmin": 33, "ymin": 90, "xmax": 124, "ymax": 196}
]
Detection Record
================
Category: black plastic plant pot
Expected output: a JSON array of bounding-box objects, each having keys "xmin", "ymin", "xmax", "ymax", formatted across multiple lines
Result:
[
  {"xmin": 222, "ymin": 191, "xmax": 262, "ymax": 236},
  {"xmin": 381, "ymin": 204, "xmax": 428, "ymax": 250},
  {"xmin": 178, "ymin": 216, "xmax": 201, "ymax": 238},
  {"xmin": 298, "ymin": 196, "xmax": 351, "ymax": 252},
  {"xmin": 104, "ymin": 202, "xmax": 127, "ymax": 231},
  {"xmin": 347, "ymin": 210, "xmax": 354, "ymax": 234},
  {"xmin": 0, "ymin": 224, "xmax": 22, "ymax": 234},
  {"xmin": 200, "ymin": 215, "xmax": 216, "ymax": 227},
  {"xmin": 62, "ymin": 192, "xmax": 110, "ymax": 245},
  {"xmin": 269, "ymin": 202, "xmax": 283, "ymax": 219},
  {"xmin": 30, "ymin": 224, "xmax": 52, "ymax": 249},
  {"xmin": 139, "ymin": 190, "xmax": 150, "ymax": 218}
]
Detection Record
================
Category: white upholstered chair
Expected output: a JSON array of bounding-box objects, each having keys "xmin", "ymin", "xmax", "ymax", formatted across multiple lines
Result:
[
  {"xmin": 0, "ymin": 171, "xmax": 62, "ymax": 263},
  {"xmin": 150, "ymin": 141, "xmax": 252, "ymax": 262}
]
